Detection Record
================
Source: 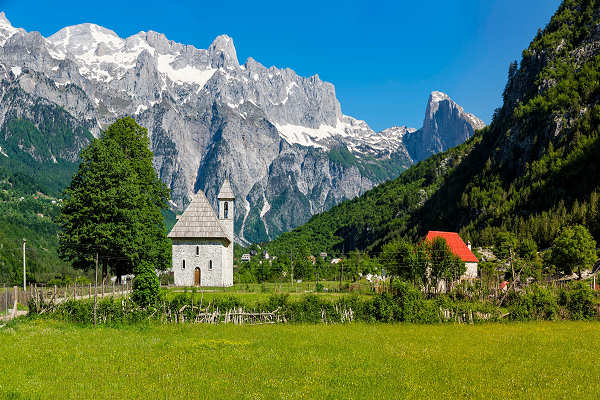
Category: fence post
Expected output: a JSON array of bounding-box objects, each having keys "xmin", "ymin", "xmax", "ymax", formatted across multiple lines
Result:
[
  {"xmin": 89, "ymin": 284, "xmax": 91, "ymax": 299},
  {"xmin": 12, "ymin": 286, "xmax": 18, "ymax": 318},
  {"xmin": 112, "ymin": 280, "xmax": 115, "ymax": 297}
]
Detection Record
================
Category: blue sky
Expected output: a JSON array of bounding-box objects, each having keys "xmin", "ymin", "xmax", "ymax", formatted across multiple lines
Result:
[{"xmin": 1, "ymin": 0, "xmax": 562, "ymax": 130}]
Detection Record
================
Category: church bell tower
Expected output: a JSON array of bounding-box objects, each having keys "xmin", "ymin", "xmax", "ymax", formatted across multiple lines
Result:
[{"xmin": 217, "ymin": 179, "xmax": 235, "ymax": 242}]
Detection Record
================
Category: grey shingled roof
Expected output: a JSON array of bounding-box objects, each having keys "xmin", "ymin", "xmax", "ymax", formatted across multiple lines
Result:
[
  {"xmin": 217, "ymin": 179, "xmax": 235, "ymax": 199},
  {"xmin": 168, "ymin": 190, "xmax": 229, "ymax": 242}
]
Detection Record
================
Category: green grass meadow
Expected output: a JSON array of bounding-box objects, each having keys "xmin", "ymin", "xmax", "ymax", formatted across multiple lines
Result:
[{"xmin": 1, "ymin": 320, "xmax": 599, "ymax": 399}]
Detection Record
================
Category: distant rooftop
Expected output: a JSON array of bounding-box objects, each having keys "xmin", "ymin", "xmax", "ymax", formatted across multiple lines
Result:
[{"xmin": 425, "ymin": 231, "xmax": 478, "ymax": 263}]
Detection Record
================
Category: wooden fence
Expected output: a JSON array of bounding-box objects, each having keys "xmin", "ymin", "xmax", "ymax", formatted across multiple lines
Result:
[
  {"xmin": 166, "ymin": 306, "xmax": 286, "ymax": 324},
  {"xmin": 1, "ymin": 282, "xmax": 132, "ymax": 321}
]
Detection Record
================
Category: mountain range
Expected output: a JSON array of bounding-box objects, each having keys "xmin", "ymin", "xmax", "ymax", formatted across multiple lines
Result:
[
  {"xmin": 0, "ymin": 12, "xmax": 483, "ymax": 243},
  {"xmin": 267, "ymin": 0, "xmax": 600, "ymax": 256}
]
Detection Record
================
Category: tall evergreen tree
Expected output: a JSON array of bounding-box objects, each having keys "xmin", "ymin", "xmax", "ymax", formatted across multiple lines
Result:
[{"xmin": 57, "ymin": 117, "xmax": 171, "ymax": 287}]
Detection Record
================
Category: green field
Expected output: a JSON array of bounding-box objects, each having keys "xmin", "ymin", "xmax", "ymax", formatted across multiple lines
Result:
[{"xmin": 0, "ymin": 319, "xmax": 599, "ymax": 399}]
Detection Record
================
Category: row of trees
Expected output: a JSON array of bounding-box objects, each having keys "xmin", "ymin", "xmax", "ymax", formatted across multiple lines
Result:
[
  {"xmin": 380, "ymin": 237, "xmax": 465, "ymax": 294},
  {"xmin": 235, "ymin": 247, "xmax": 379, "ymax": 284},
  {"xmin": 252, "ymin": 224, "xmax": 598, "ymax": 298}
]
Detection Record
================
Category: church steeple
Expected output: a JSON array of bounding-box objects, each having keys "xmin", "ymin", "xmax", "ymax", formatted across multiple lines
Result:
[
  {"xmin": 217, "ymin": 179, "xmax": 235, "ymax": 202},
  {"xmin": 217, "ymin": 179, "xmax": 235, "ymax": 241}
]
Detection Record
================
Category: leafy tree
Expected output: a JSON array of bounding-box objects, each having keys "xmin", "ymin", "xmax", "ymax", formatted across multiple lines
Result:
[
  {"xmin": 380, "ymin": 239, "xmax": 415, "ymax": 282},
  {"xmin": 427, "ymin": 237, "xmax": 465, "ymax": 293},
  {"xmin": 551, "ymin": 225, "xmax": 597, "ymax": 278},
  {"xmin": 58, "ymin": 117, "xmax": 170, "ymax": 302}
]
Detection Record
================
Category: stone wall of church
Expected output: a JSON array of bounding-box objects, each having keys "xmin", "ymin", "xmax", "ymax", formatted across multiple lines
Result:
[
  {"xmin": 221, "ymin": 242, "xmax": 233, "ymax": 286},
  {"xmin": 172, "ymin": 239, "xmax": 229, "ymax": 286}
]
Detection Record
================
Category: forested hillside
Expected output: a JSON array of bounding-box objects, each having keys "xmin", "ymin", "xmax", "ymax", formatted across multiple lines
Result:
[
  {"xmin": 0, "ymin": 101, "xmax": 93, "ymax": 284},
  {"xmin": 268, "ymin": 0, "xmax": 600, "ymax": 256}
]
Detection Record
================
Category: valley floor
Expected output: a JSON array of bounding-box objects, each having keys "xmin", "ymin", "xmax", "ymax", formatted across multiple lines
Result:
[{"xmin": 0, "ymin": 320, "xmax": 599, "ymax": 399}]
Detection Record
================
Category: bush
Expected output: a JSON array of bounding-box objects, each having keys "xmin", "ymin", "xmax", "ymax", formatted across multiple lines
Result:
[
  {"xmin": 392, "ymin": 281, "xmax": 427, "ymax": 322},
  {"xmin": 132, "ymin": 271, "xmax": 160, "ymax": 308},
  {"xmin": 560, "ymin": 282, "xmax": 597, "ymax": 320},
  {"xmin": 287, "ymin": 294, "xmax": 324, "ymax": 323},
  {"xmin": 507, "ymin": 285, "xmax": 559, "ymax": 321},
  {"xmin": 371, "ymin": 293, "xmax": 401, "ymax": 322}
]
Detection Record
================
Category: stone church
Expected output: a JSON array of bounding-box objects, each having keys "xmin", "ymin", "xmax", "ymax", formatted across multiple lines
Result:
[{"xmin": 168, "ymin": 180, "xmax": 235, "ymax": 287}]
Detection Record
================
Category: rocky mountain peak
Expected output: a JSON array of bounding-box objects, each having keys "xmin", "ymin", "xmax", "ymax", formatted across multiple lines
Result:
[
  {"xmin": 425, "ymin": 91, "xmax": 484, "ymax": 129},
  {"xmin": 404, "ymin": 91, "xmax": 485, "ymax": 162},
  {"xmin": 426, "ymin": 91, "xmax": 452, "ymax": 118},
  {"xmin": 209, "ymin": 34, "xmax": 238, "ymax": 68},
  {"xmin": 0, "ymin": 11, "xmax": 11, "ymax": 26},
  {"xmin": 0, "ymin": 12, "xmax": 23, "ymax": 45},
  {"xmin": 429, "ymin": 90, "xmax": 450, "ymax": 103},
  {"xmin": 48, "ymin": 23, "xmax": 123, "ymax": 58}
]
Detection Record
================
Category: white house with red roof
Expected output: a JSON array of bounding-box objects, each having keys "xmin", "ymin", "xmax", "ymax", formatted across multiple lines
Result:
[{"xmin": 425, "ymin": 231, "xmax": 479, "ymax": 279}]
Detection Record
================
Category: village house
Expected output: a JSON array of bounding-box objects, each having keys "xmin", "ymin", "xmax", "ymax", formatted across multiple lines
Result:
[
  {"xmin": 425, "ymin": 231, "xmax": 479, "ymax": 279},
  {"xmin": 168, "ymin": 180, "xmax": 235, "ymax": 287}
]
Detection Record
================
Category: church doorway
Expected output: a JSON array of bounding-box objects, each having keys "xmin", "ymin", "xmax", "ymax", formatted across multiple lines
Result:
[{"xmin": 194, "ymin": 267, "xmax": 201, "ymax": 286}]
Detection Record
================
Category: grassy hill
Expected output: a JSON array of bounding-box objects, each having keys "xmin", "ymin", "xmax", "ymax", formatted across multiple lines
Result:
[{"xmin": 267, "ymin": 0, "xmax": 600, "ymax": 256}]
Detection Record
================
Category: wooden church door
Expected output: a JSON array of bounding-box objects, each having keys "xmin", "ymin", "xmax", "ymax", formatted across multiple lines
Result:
[{"xmin": 194, "ymin": 267, "xmax": 201, "ymax": 286}]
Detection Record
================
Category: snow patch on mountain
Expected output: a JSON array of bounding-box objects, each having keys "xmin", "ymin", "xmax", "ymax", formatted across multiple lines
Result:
[
  {"xmin": 0, "ymin": 12, "xmax": 23, "ymax": 45},
  {"xmin": 157, "ymin": 54, "xmax": 216, "ymax": 86}
]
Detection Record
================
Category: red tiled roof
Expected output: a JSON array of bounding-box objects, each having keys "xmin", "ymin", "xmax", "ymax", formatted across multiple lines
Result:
[{"xmin": 425, "ymin": 231, "xmax": 479, "ymax": 263}]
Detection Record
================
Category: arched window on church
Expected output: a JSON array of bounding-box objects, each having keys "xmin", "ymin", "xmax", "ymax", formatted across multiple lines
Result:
[
  {"xmin": 182, "ymin": 259, "xmax": 186, "ymax": 270},
  {"xmin": 196, "ymin": 246, "xmax": 199, "ymax": 256},
  {"xmin": 209, "ymin": 260, "xmax": 213, "ymax": 270},
  {"xmin": 224, "ymin": 202, "xmax": 229, "ymax": 219}
]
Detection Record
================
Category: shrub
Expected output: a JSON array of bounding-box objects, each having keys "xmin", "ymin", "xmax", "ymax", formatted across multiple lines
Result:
[
  {"xmin": 132, "ymin": 260, "xmax": 160, "ymax": 307},
  {"xmin": 371, "ymin": 293, "xmax": 401, "ymax": 322},
  {"xmin": 287, "ymin": 294, "xmax": 324, "ymax": 323},
  {"xmin": 560, "ymin": 282, "xmax": 596, "ymax": 320},
  {"xmin": 507, "ymin": 285, "xmax": 559, "ymax": 321},
  {"xmin": 392, "ymin": 281, "xmax": 426, "ymax": 322}
]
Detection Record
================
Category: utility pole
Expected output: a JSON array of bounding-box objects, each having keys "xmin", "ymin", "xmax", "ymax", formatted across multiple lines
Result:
[
  {"xmin": 339, "ymin": 245, "xmax": 345, "ymax": 291},
  {"xmin": 509, "ymin": 247, "xmax": 515, "ymax": 293},
  {"xmin": 339, "ymin": 259, "xmax": 344, "ymax": 291},
  {"xmin": 94, "ymin": 252, "xmax": 98, "ymax": 328},
  {"xmin": 22, "ymin": 239, "xmax": 26, "ymax": 291},
  {"xmin": 290, "ymin": 250, "xmax": 294, "ymax": 287}
]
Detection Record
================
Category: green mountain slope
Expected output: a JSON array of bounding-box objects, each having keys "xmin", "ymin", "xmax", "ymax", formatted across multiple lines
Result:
[
  {"xmin": 267, "ymin": 0, "xmax": 600, "ymax": 255},
  {"xmin": 0, "ymin": 93, "xmax": 94, "ymax": 284}
]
